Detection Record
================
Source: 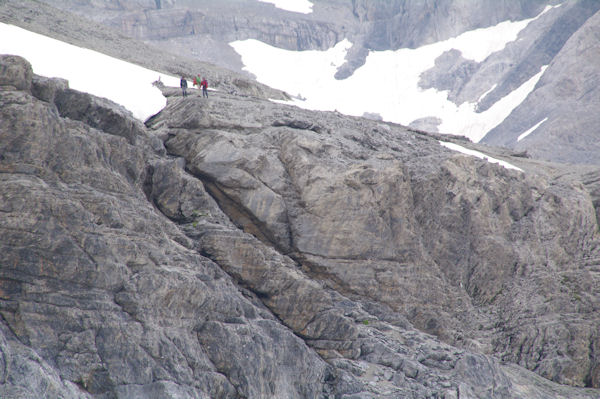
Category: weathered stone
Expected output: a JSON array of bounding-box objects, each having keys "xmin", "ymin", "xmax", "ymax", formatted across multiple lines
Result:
[
  {"xmin": 54, "ymin": 88, "xmax": 145, "ymax": 145},
  {"xmin": 0, "ymin": 54, "xmax": 32, "ymax": 91},
  {"xmin": 32, "ymin": 75, "xmax": 69, "ymax": 103},
  {"xmin": 151, "ymin": 87, "xmax": 600, "ymax": 390},
  {"xmin": 483, "ymin": 5, "xmax": 600, "ymax": 164},
  {"xmin": 0, "ymin": 58, "xmax": 334, "ymax": 399}
]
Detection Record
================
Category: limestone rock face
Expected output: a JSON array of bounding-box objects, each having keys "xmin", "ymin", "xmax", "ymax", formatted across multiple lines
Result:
[
  {"xmin": 350, "ymin": 0, "xmax": 550, "ymax": 50},
  {"xmin": 3, "ymin": 54, "xmax": 600, "ymax": 398},
  {"xmin": 149, "ymin": 89, "xmax": 600, "ymax": 390},
  {"xmin": 0, "ymin": 55, "xmax": 329, "ymax": 399},
  {"xmin": 0, "ymin": 54, "xmax": 33, "ymax": 91}
]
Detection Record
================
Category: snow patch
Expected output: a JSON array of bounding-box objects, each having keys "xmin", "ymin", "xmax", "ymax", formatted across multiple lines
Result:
[
  {"xmin": 441, "ymin": 65, "xmax": 547, "ymax": 142},
  {"xmin": 439, "ymin": 141, "xmax": 523, "ymax": 172},
  {"xmin": 517, "ymin": 117, "xmax": 548, "ymax": 142},
  {"xmin": 478, "ymin": 84, "xmax": 497, "ymax": 102},
  {"xmin": 0, "ymin": 23, "xmax": 180, "ymax": 121},
  {"xmin": 257, "ymin": 0, "xmax": 313, "ymax": 14},
  {"xmin": 231, "ymin": 8, "xmax": 550, "ymax": 143}
]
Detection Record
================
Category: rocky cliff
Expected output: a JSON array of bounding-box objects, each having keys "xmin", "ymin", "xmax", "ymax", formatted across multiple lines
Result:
[{"xmin": 2, "ymin": 52, "xmax": 600, "ymax": 398}]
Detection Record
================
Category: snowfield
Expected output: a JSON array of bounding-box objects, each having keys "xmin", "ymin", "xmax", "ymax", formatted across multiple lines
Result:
[
  {"xmin": 257, "ymin": 0, "xmax": 313, "ymax": 14},
  {"xmin": 0, "ymin": 23, "xmax": 180, "ymax": 121},
  {"xmin": 231, "ymin": 5, "xmax": 560, "ymax": 143}
]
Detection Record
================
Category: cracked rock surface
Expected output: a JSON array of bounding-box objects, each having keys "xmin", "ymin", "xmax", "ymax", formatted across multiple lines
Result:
[{"xmin": 1, "ymin": 54, "xmax": 600, "ymax": 398}]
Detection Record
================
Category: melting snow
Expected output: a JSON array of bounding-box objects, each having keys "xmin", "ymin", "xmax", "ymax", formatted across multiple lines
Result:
[
  {"xmin": 439, "ymin": 141, "xmax": 523, "ymax": 172},
  {"xmin": 231, "ymin": 7, "xmax": 554, "ymax": 142},
  {"xmin": 257, "ymin": 0, "xmax": 313, "ymax": 14},
  {"xmin": 517, "ymin": 117, "xmax": 548, "ymax": 142},
  {"xmin": 0, "ymin": 23, "xmax": 180, "ymax": 121}
]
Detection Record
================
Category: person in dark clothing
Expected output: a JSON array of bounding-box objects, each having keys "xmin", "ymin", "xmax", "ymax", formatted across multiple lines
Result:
[
  {"xmin": 180, "ymin": 76, "xmax": 188, "ymax": 97},
  {"xmin": 200, "ymin": 77, "xmax": 208, "ymax": 98}
]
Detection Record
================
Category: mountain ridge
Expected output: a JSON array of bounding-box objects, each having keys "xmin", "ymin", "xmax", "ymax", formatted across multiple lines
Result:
[{"xmin": 37, "ymin": 0, "xmax": 600, "ymax": 166}]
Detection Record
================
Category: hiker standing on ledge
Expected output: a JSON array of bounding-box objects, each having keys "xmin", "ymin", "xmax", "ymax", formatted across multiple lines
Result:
[
  {"xmin": 200, "ymin": 77, "xmax": 208, "ymax": 98},
  {"xmin": 180, "ymin": 76, "xmax": 188, "ymax": 97}
]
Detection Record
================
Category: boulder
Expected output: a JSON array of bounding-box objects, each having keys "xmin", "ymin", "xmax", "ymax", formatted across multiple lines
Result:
[{"xmin": 0, "ymin": 54, "xmax": 32, "ymax": 91}]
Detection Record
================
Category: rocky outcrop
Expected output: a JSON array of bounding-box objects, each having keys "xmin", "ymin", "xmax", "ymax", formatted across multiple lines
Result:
[
  {"xmin": 148, "ymin": 87, "xmax": 600, "ymax": 390},
  {"xmin": 3, "ymin": 53, "xmax": 600, "ymax": 398},
  {"xmin": 351, "ymin": 0, "xmax": 551, "ymax": 50},
  {"xmin": 35, "ymin": 0, "xmax": 347, "ymax": 50},
  {"xmin": 0, "ymin": 54, "xmax": 328, "ymax": 399}
]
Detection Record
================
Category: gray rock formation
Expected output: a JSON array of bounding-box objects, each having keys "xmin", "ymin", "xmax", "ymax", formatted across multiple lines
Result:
[
  {"xmin": 148, "ymin": 81, "xmax": 600, "ymax": 391},
  {"xmin": 0, "ymin": 54, "xmax": 330, "ymax": 399},
  {"xmin": 482, "ymin": 5, "xmax": 600, "ymax": 164},
  {"xmin": 3, "ymin": 52, "xmax": 600, "ymax": 398}
]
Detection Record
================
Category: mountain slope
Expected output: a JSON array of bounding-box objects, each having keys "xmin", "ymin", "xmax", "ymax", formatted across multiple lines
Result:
[
  {"xmin": 0, "ymin": 0, "xmax": 287, "ymax": 101},
  {"xmin": 2, "ymin": 1, "xmax": 600, "ymax": 397},
  {"xmin": 482, "ymin": 4, "xmax": 600, "ymax": 164},
  {"xmin": 2, "ymin": 52, "xmax": 600, "ymax": 398},
  {"xmin": 36, "ymin": 0, "xmax": 600, "ymax": 166}
]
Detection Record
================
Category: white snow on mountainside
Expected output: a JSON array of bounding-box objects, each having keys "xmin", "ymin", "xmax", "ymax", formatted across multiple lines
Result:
[
  {"xmin": 0, "ymin": 23, "xmax": 179, "ymax": 121},
  {"xmin": 231, "ymin": 5, "xmax": 560, "ymax": 143},
  {"xmin": 257, "ymin": 0, "xmax": 313, "ymax": 14},
  {"xmin": 518, "ymin": 117, "xmax": 549, "ymax": 142},
  {"xmin": 439, "ymin": 141, "xmax": 523, "ymax": 172}
]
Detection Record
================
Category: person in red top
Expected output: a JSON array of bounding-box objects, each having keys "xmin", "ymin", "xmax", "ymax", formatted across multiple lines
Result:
[{"xmin": 200, "ymin": 77, "xmax": 208, "ymax": 98}]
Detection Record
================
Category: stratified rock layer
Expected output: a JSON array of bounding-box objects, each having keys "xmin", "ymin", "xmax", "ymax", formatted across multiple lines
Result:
[{"xmin": 1, "ymin": 54, "xmax": 600, "ymax": 398}]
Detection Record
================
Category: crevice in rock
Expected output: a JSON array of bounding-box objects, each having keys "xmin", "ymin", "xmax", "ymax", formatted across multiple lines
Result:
[
  {"xmin": 272, "ymin": 118, "xmax": 326, "ymax": 134},
  {"xmin": 192, "ymin": 328, "xmax": 246, "ymax": 398},
  {"xmin": 141, "ymin": 163, "xmax": 156, "ymax": 206},
  {"xmin": 584, "ymin": 337, "xmax": 596, "ymax": 388},
  {"xmin": 191, "ymin": 174, "xmax": 290, "ymax": 255}
]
